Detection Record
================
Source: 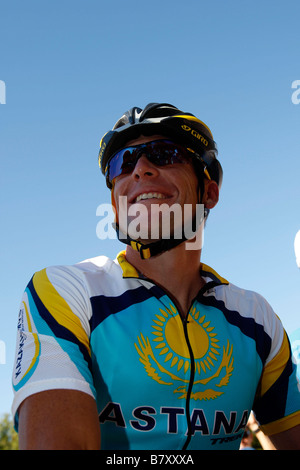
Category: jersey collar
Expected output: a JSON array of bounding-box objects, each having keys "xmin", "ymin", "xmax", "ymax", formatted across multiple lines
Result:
[{"xmin": 116, "ymin": 250, "xmax": 229, "ymax": 287}]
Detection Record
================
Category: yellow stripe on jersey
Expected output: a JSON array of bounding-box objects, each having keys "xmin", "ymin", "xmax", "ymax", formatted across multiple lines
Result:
[
  {"xmin": 260, "ymin": 330, "xmax": 290, "ymax": 397},
  {"xmin": 261, "ymin": 410, "xmax": 300, "ymax": 436},
  {"xmin": 32, "ymin": 268, "xmax": 91, "ymax": 356}
]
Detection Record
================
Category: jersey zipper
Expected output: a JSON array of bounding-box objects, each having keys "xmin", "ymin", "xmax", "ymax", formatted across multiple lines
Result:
[
  {"xmin": 135, "ymin": 276, "xmax": 217, "ymax": 450},
  {"xmin": 177, "ymin": 284, "xmax": 216, "ymax": 450},
  {"xmin": 181, "ymin": 313, "xmax": 195, "ymax": 450}
]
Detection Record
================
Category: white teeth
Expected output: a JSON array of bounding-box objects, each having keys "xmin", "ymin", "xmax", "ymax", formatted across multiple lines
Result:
[{"xmin": 135, "ymin": 193, "xmax": 166, "ymax": 202}]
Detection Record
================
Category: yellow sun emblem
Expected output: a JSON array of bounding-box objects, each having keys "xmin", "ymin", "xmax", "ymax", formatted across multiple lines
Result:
[{"xmin": 134, "ymin": 304, "xmax": 234, "ymax": 400}]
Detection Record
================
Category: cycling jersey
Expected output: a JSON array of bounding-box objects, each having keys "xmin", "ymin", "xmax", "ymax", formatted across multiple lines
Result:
[{"xmin": 12, "ymin": 251, "xmax": 300, "ymax": 450}]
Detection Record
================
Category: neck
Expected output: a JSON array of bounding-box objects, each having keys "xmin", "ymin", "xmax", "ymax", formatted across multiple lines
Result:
[{"xmin": 125, "ymin": 241, "xmax": 205, "ymax": 317}]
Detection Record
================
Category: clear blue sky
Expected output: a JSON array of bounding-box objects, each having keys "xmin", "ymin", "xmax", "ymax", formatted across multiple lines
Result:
[{"xmin": 1, "ymin": 0, "xmax": 300, "ymax": 417}]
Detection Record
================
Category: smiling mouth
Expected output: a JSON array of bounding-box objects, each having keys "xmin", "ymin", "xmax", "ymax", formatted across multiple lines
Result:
[{"xmin": 135, "ymin": 192, "xmax": 167, "ymax": 203}]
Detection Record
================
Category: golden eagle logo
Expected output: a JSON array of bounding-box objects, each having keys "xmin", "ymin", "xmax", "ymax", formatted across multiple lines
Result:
[{"xmin": 134, "ymin": 304, "xmax": 234, "ymax": 400}]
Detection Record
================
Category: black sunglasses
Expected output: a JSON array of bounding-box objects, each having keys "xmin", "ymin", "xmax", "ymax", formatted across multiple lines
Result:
[{"xmin": 106, "ymin": 139, "xmax": 210, "ymax": 184}]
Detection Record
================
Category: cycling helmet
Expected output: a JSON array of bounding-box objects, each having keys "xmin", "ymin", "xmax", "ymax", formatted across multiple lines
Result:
[
  {"xmin": 99, "ymin": 102, "xmax": 223, "ymax": 189},
  {"xmin": 98, "ymin": 102, "xmax": 223, "ymax": 259}
]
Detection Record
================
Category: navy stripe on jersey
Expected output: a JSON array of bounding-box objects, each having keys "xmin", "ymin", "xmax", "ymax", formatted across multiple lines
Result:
[
  {"xmin": 254, "ymin": 353, "xmax": 294, "ymax": 425},
  {"xmin": 199, "ymin": 293, "xmax": 272, "ymax": 364},
  {"xmin": 90, "ymin": 283, "xmax": 165, "ymax": 332}
]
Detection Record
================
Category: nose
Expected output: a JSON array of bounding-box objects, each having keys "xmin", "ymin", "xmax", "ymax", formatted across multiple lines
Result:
[{"xmin": 132, "ymin": 155, "xmax": 160, "ymax": 180}]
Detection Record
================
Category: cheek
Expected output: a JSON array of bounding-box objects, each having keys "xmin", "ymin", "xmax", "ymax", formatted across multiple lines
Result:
[
  {"xmin": 179, "ymin": 170, "xmax": 199, "ymax": 203},
  {"xmin": 112, "ymin": 180, "xmax": 127, "ymax": 211},
  {"xmin": 111, "ymin": 188, "xmax": 124, "ymax": 220}
]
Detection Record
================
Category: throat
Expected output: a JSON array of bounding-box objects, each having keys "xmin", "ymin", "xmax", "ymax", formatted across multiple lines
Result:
[
  {"xmin": 125, "ymin": 243, "xmax": 205, "ymax": 317},
  {"xmin": 162, "ymin": 278, "xmax": 205, "ymax": 318}
]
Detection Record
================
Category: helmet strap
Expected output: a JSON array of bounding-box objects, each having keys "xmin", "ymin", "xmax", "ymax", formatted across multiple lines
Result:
[{"xmin": 113, "ymin": 222, "xmax": 205, "ymax": 259}]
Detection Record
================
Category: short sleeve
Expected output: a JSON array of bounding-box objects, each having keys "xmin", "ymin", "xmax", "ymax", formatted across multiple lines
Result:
[
  {"xmin": 253, "ymin": 323, "xmax": 300, "ymax": 435},
  {"xmin": 11, "ymin": 265, "xmax": 96, "ymax": 430}
]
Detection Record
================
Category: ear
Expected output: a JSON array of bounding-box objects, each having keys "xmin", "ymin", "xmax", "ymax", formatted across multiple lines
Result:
[{"xmin": 203, "ymin": 180, "xmax": 219, "ymax": 209}]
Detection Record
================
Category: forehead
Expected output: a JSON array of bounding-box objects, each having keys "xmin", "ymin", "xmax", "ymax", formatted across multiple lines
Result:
[{"xmin": 125, "ymin": 134, "xmax": 168, "ymax": 147}]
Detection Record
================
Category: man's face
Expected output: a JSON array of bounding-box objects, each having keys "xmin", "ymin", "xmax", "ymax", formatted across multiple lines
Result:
[{"xmin": 112, "ymin": 135, "xmax": 200, "ymax": 243}]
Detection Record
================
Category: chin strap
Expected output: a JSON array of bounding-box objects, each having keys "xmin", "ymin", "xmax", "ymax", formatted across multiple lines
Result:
[
  {"xmin": 113, "ymin": 223, "xmax": 190, "ymax": 259},
  {"xmin": 112, "ymin": 207, "xmax": 208, "ymax": 259}
]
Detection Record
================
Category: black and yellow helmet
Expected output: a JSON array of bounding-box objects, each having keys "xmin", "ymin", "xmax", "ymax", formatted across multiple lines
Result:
[{"xmin": 98, "ymin": 102, "xmax": 223, "ymax": 189}]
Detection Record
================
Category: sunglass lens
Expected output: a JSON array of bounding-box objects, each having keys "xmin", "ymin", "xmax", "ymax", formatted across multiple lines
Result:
[
  {"xmin": 108, "ymin": 148, "xmax": 135, "ymax": 181},
  {"xmin": 108, "ymin": 140, "xmax": 189, "ymax": 182}
]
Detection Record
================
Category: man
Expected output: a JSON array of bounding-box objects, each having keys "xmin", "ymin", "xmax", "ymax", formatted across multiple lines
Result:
[
  {"xmin": 239, "ymin": 428, "xmax": 256, "ymax": 450},
  {"xmin": 12, "ymin": 103, "xmax": 300, "ymax": 450},
  {"xmin": 240, "ymin": 411, "xmax": 276, "ymax": 450}
]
